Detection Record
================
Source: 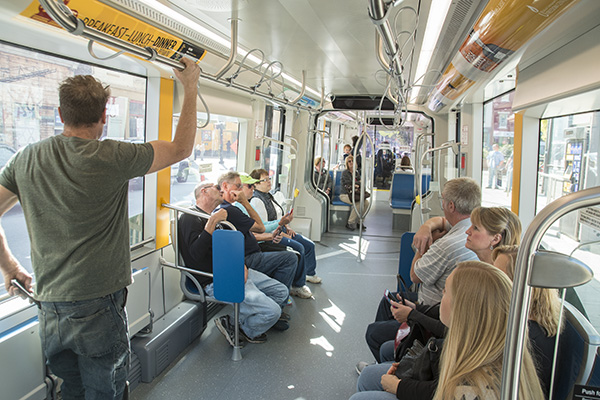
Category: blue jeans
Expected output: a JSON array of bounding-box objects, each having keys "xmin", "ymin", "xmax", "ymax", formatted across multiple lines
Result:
[
  {"xmin": 380, "ymin": 339, "xmax": 396, "ymax": 362},
  {"xmin": 206, "ymin": 269, "xmax": 288, "ymax": 338},
  {"xmin": 39, "ymin": 288, "xmax": 129, "ymax": 400},
  {"xmin": 351, "ymin": 362, "xmax": 396, "ymax": 399},
  {"xmin": 279, "ymin": 233, "xmax": 317, "ymax": 287},
  {"xmin": 245, "ymin": 250, "xmax": 297, "ymax": 289}
]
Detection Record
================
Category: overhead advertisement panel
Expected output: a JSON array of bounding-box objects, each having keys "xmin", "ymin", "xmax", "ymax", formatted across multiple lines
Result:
[
  {"xmin": 19, "ymin": 0, "xmax": 207, "ymax": 63},
  {"xmin": 427, "ymin": 0, "xmax": 578, "ymax": 113}
]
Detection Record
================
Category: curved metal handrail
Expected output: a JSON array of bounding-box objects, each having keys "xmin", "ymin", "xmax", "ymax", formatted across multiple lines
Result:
[
  {"xmin": 310, "ymin": 129, "xmax": 331, "ymax": 202},
  {"xmin": 501, "ymin": 186, "xmax": 600, "ymax": 399},
  {"xmin": 418, "ymin": 141, "xmax": 459, "ymax": 224},
  {"xmin": 260, "ymin": 137, "xmax": 298, "ymax": 209}
]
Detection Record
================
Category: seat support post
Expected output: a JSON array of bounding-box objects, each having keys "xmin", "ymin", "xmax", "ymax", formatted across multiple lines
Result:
[{"xmin": 232, "ymin": 304, "xmax": 242, "ymax": 361}]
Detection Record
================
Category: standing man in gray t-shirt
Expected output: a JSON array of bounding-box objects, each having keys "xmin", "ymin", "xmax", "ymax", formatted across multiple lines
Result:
[{"xmin": 0, "ymin": 58, "xmax": 200, "ymax": 399}]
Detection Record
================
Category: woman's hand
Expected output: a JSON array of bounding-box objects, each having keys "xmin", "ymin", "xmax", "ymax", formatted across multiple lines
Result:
[{"xmin": 381, "ymin": 373, "xmax": 401, "ymax": 394}]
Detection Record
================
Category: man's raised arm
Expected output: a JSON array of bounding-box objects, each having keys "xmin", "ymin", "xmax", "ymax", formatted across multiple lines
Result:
[{"xmin": 147, "ymin": 58, "xmax": 201, "ymax": 174}]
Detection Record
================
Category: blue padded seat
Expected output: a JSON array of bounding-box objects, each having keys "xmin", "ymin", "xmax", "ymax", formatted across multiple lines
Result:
[
  {"xmin": 212, "ymin": 230, "xmax": 245, "ymax": 304},
  {"xmin": 552, "ymin": 302, "xmax": 600, "ymax": 400},
  {"xmin": 397, "ymin": 232, "xmax": 415, "ymax": 291},
  {"xmin": 390, "ymin": 173, "xmax": 431, "ymax": 210},
  {"xmin": 390, "ymin": 173, "xmax": 415, "ymax": 210},
  {"xmin": 331, "ymin": 170, "xmax": 351, "ymax": 206}
]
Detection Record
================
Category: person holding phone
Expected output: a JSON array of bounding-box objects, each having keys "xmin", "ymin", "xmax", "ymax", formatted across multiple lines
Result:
[{"xmin": 249, "ymin": 169, "xmax": 322, "ymax": 290}]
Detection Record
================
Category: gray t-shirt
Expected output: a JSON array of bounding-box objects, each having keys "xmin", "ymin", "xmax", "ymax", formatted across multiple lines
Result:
[{"xmin": 0, "ymin": 135, "xmax": 153, "ymax": 302}]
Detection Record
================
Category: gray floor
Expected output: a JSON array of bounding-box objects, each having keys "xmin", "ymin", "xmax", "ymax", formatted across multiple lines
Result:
[{"xmin": 131, "ymin": 190, "xmax": 403, "ymax": 400}]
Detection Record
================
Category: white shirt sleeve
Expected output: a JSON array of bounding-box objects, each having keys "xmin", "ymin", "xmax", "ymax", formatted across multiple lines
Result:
[{"xmin": 250, "ymin": 197, "xmax": 269, "ymax": 222}]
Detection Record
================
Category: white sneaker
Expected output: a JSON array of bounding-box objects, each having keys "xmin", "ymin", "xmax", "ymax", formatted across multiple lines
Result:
[
  {"xmin": 290, "ymin": 285, "xmax": 312, "ymax": 299},
  {"xmin": 306, "ymin": 275, "xmax": 322, "ymax": 284}
]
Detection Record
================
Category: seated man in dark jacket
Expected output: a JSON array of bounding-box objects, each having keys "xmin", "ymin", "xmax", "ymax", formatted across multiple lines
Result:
[{"xmin": 178, "ymin": 181, "xmax": 289, "ymax": 345}]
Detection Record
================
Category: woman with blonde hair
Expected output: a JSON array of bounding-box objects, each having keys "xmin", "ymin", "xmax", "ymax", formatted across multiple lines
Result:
[
  {"xmin": 492, "ymin": 245, "xmax": 562, "ymax": 396},
  {"xmin": 433, "ymin": 261, "xmax": 544, "ymax": 400},
  {"xmin": 465, "ymin": 206, "xmax": 522, "ymax": 264}
]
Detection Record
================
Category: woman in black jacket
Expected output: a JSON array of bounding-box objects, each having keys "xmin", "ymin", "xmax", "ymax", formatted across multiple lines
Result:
[{"xmin": 340, "ymin": 155, "xmax": 369, "ymax": 231}]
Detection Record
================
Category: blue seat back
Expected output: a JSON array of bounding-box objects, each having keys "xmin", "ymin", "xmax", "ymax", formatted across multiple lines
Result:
[
  {"xmin": 331, "ymin": 170, "xmax": 351, "ymax": 206},
  {"xmin": 212, "ymin": 230, "xmax": 245, "ymax": 303},
  {"xmin": 390, "ymin": 173, "xmax": 415, "ymax": 209},
  {"xmin": 421, "ymin": 174, "xmax": 431, "ymax": 195},
  {"xmin": 397, "ymin": 232, "xmax": 415, "ymax": 291},
  {"xmin": 552, "ymin": 302, "xmax": 600, "ymax": 400}
]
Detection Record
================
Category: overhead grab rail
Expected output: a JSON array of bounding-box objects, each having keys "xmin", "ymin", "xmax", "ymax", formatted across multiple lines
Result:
[
  {"xmin": 501, "ymin": 186, "xmax": 600, "ymax": 399},
  {"xmin": 37, "ymin": 0, "xmax": 320, "ymax": 113},
  {"xmin": 368, "ymin": 0, "xmax": 405, "ymax": 89}
]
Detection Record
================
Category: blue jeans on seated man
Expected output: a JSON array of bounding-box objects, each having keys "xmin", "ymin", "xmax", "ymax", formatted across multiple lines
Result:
[
  {"xmin": 245, "ymin": 250, "xmax": 297, "ymax": 289},
  {"xmin": 39, "ymin": 288, "xmax": 129, "ymax": 400},
  {"xmin": 206, "ymin": 269, "xmax": 288, "ymax": 338},
  {"xmin": 279, "ymin": 233, "xmax": 317, "ymax": 287}
]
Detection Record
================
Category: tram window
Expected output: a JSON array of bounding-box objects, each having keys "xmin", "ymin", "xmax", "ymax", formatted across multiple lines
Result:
[
  {"xmin": 537, "ymin": 110, "xmax": 600, "ymax": 331},
  {"xmin": 0, "ymin": 42, "xmax": 147, "ymax": 298},
  {"xmin": 481, "ymin": 90, "xmax": 515, "ymax": 208},
  {"xmin": 169, "ymin": 115, "xmax": 241, "ymax": 205}
]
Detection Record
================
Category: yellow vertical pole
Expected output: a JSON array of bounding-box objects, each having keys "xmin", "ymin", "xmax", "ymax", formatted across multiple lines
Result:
[
  {"xmin": 155, "ymin": 78, "xmax": 174, "ymax": 249},
  {"xmin": 511, "ymin": 111, "xmax": 523, "ymax": 215}
]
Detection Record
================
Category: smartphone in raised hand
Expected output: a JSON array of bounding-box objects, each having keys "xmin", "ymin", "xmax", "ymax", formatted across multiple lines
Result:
[{"xmin": 11, "ymin": 279, "xmax": 40, "ymax": 307}]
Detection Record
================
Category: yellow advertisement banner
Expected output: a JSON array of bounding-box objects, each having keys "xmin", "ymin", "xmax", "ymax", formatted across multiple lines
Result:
[{"xmin": 20, "ymin": 0, "xmax": 207, "ymax": 62}]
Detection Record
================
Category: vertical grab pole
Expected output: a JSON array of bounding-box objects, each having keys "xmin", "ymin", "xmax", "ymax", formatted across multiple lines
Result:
[
  {"xmin": 232, "ymin": 303, "xmax": 242, "ymax": 361},
  {"xmin": 352, "ymin": 112, "xmax": 374, "ymax": 262}
]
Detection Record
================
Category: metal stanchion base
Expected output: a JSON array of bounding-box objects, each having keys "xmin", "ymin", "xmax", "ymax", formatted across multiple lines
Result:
[{"xmin": 232, "ymin": 346, "xmax": 242, "ymax": 361}]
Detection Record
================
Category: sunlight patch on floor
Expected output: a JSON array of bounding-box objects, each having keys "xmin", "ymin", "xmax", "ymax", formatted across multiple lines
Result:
[
  {"xmin": 310, "ymin": 335, "xmax": 334, "ymax": 357},
  {"xmin": 339, "ymin": 236, "xmax": 370, "ymax": 259},
  {"xmin": 323, "ymin": 299, "xmax": 346, "ymax": 326}
]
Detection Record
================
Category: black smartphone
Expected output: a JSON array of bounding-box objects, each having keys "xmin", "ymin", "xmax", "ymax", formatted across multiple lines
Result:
[
  {"xmin": 11, "ymin": 279, "xmax": 40, "ymax": 307},
  {"xmin": 384, "ymin": 289, "xmax": 397, "ymax": 304}
]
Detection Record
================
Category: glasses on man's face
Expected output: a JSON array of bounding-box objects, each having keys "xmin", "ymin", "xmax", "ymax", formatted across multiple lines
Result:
[
  {"xmin": 260, "ymin": 177, "xmax": 271, "ymax": 182},
  {"xmin": 201, "ymin": 184, "xmax": 220, "ymax": 192},
  {"xmin": 245, "ymin": 184, "xmax": 255, "ymax": 190}
]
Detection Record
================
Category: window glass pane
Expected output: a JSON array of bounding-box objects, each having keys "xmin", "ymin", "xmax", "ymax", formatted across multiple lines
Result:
[
  {"xmin": 537, "ymin": 110, "xmax": 600, "ymax": 331},
  {"xmin": 170, "ymin": 116, "xmax": 240, "ymax": 205},
  {"xmin": 482, "ymin": 91, "xmax": 515, "ymax": 207},
  {"xmin": 0, "ymin": 42, "xmax": 147, "ymax": 298}
]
